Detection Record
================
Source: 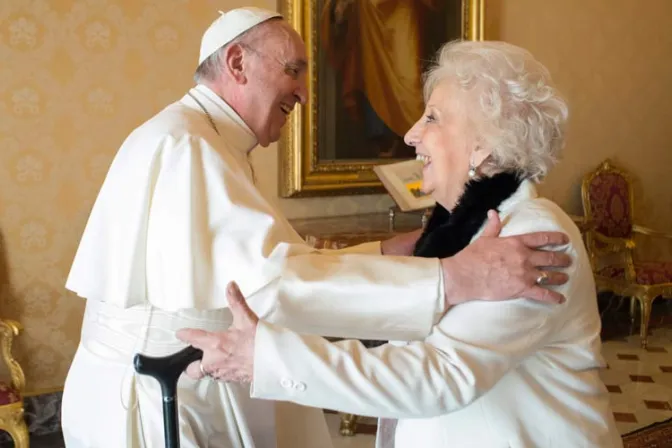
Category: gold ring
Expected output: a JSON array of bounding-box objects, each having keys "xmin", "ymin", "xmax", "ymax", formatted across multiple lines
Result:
[{"xmin": 536, "ymin": 271, "xmax": 549, "ymax": 285}]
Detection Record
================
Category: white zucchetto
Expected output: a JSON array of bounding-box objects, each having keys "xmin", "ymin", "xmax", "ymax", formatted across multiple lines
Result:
[{"xmin": 198, "ymin": 7, "xmax": 282, "ymax": 65}]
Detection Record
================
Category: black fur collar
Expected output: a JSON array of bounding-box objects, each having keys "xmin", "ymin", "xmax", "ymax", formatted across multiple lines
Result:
[{"xmin": 413, "ymin": 172, "xmax": 523, "ymax": 258}]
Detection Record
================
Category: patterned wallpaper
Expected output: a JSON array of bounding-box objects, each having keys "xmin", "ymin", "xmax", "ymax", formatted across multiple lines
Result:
[{"xmin": 0, "ymin": 0, "xmax": 670, "ymax": 391}]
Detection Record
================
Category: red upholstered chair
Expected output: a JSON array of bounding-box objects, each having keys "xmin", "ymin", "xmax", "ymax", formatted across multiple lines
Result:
[
  {"xmin": 0, "ymin": 319, "xmax": 28, "ymax": 447},
  {"xmin": 581, "ymin": 159, "xmax": 672, "ymax": 348}
]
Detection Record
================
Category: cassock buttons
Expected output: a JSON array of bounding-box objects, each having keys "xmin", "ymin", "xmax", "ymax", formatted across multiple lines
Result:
[{"xmin": 279, "ymin": 378, "xmax": 306, "ymax": 391}]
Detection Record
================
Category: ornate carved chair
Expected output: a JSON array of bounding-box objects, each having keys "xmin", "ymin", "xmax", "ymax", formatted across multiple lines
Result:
[
  {"xmin": 581, "ymin": 159, "xmax": 672, "ymax": 348},
  {"xmin": 0, "ymin": 318, "xmax": 28, "ymax": 447}
]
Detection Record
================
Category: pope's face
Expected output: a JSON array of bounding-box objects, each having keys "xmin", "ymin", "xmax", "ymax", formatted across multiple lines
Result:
[{"xmin": 241, "ymin": 21, "xmax": 308, "ymax": 147}]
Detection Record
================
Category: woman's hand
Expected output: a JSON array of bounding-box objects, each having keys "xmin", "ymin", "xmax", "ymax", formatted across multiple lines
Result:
[{"xmin": 178, "ymin": 282, "xmax": 258, "ymax": 383}]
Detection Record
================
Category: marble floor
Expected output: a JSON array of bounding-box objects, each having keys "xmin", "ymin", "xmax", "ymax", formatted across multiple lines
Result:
[{"xmin": 599, "ymin": 326, "xmax": 672, "ymax": 434}]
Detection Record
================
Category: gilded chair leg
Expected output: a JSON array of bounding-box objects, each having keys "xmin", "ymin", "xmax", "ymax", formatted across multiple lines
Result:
[
  {"xmin": 339, "ymin": 413, "xmax": 359, "ymax": 436},
  {"xmin": 629, "ymin": 297, "xmax": 637, "ymax": 323},
  {"xmin": 638, "ymin": 294, "xmax": 655, "ymax": 349},
  {"xmin": 6, "ymin": 418, "xmax": 29, "ymax": 448},
  {"xmin": 0, "ymin": 407, "xmax": 30, "ymax": 448}
]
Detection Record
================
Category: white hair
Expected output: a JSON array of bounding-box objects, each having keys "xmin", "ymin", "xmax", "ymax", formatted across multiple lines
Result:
[
  {"xmin": 424, "ymin": 40, "xmax": 569, "ymax": 182},
  {"xmin": 194, "ymin": 48, "xmax": 226, "ymax": 83}
]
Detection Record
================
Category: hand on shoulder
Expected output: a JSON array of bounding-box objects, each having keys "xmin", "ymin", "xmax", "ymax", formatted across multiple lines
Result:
[{"xmin": 441, "ymin": 210, "xmax": 571, "ymax": 306}]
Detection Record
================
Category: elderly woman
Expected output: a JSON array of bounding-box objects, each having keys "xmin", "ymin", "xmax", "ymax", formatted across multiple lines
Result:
[{"xmin": 180, "ymin": 41, "xmax": 621, "ymax": 447}]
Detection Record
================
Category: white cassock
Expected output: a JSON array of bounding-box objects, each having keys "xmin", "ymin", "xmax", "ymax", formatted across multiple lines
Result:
[
  {"xmin": 249, "ymin": 182, "xmax": 623, "ymax": 448},
  {"xmin": 60, "ymin": 84, "xmax": 446, "ymax": 448}
]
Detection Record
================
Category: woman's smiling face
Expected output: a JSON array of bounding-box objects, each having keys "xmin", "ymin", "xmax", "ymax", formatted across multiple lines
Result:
[{"xmin": 404, "ymin": 81, "xmax": 485, "ymax": 210}]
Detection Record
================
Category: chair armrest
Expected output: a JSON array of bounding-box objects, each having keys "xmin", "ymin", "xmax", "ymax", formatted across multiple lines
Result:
[
  {"xmin": 589, "ymin": 229, "xmax": 636, "ymax": 250},
  {"xmin": 632, "ymin": 224, "xmax": 672, "ymax": 240},
  {"xmin": 0, "ymin": 319, "xmax": 26, "ymax": 392}
]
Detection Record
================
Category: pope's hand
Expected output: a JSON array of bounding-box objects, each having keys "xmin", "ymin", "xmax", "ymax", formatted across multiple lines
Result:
[
  {"xmin": 177, "ymin": 282, "xmax": 259, "ymax": 383},
  {"xmin": 441, "ymin": 210, "xmax": 572, "ymax": 306}
]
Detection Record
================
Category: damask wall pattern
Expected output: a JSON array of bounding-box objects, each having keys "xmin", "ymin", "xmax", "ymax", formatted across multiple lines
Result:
[{"xmin": 0, "ymin": 0, "xmax": 671, "ymax": 391}]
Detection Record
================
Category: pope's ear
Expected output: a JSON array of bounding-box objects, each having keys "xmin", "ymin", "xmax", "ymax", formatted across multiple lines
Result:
[{"xmin": 223, "ymin": 44, "xmax": 247, "ymax": 84}]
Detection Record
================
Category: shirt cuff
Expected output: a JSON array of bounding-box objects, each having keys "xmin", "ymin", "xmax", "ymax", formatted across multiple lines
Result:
[{"xmin": 250, "ymin": 321, "xmax": 299, "ymax": 401}]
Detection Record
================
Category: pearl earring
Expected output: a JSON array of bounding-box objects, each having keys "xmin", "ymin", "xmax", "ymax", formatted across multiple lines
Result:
[{"xmin": 468, "ymin": 163, "xmax": 476, "ymax": 178}]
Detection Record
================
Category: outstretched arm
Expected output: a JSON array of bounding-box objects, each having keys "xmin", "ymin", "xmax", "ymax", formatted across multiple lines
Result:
[
  {"xmin": 150, "ymin": 139, "xmax": 569, "ymax": 342},
  {"xmin": 180, "ymin": 267, "xmax": 572, "ymax": 419},
  {"xmin": 248, "ymin": 298, "xmax": 554, "ymax": 418},
  {"xmin": 177, "ymin": 278, "xmax": 563, "ymax": 417}
]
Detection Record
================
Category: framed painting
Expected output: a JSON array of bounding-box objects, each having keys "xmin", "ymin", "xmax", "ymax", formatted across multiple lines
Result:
[{"xmin": 278, "ymin": 0, "xmax": 485, "ymax": 197}]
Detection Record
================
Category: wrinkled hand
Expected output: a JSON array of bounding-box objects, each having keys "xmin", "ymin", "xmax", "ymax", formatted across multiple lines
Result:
[
  {"xmin": 177, "ymin": 282, "xmax": 259, "ymax": 383},
  {"xmin": 380, "ymin": 228, "xmax": 424, "ymax": 256},
  {"xmin": 441, "ymin": 210, "xmax": 571, "ymax": 306}
]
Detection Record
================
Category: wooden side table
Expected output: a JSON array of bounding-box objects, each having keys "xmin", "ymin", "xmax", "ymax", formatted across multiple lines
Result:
[{"xmin": 291, "ymin": 210, "xmax": 425, "ymax": 249}]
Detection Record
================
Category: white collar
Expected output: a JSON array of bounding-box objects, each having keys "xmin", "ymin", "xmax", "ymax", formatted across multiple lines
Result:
[
  {"xmin": 182, "ymin": 84, "xmax": 258, "ymax": 154},
  {"xmin": 498, "ymin": 179, "xmax": 539, "ymax": 215},
  {"xmin": 463, "ymin": 179, "xmax": 539, "ymax": 243}
]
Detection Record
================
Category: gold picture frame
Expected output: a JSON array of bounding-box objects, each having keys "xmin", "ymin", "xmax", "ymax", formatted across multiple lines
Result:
[{"xmin": 279, "ymin": 0, "xmax": 485, "ymax": 198}]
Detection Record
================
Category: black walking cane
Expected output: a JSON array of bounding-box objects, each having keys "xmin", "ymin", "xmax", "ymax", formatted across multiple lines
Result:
[{"xmin": 133, "ymin": 346, "xmax": 203, "ymax": 448}]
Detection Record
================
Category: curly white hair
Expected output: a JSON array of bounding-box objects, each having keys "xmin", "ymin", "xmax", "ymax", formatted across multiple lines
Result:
[{"xmin": 423, "ymin": 40, "xmax": 569, "ymax": 181}]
